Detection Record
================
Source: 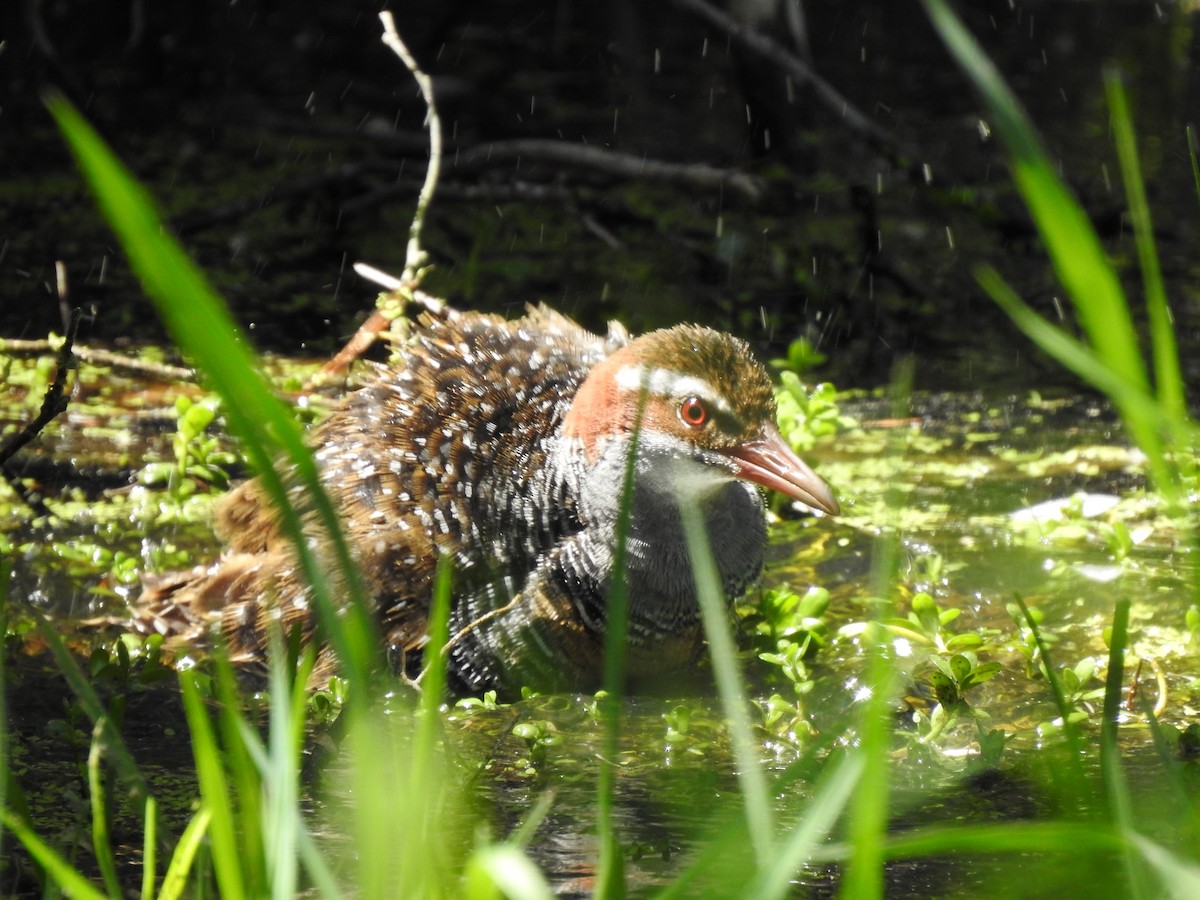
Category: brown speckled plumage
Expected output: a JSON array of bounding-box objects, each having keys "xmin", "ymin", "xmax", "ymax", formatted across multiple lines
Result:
[{"xmin": 131, "ymin": 304, "xmax": 837, "ymax": 694}]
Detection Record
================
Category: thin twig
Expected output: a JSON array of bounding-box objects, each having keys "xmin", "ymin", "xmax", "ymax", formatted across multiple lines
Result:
[
  {"xmin": 314, "ymin": 14, "xmax": 447, "ymax": 382},
  {"xmin": 0, "ymin": 339, "xmax": 194, "ymax": 382},
  {"xmin": 451, "ymin": 139, "xmax": 763, "ymax": 201},
  {"xmin": 0, "ymin": 306, "xmax": 84, "ymax": 517},
  {"xmin": 337, "ymin": 175, "xmax": 572, "ymax": 219},
  {"xmin": 379, "ymin": 10, "xmax": 442, "ymax": 286},
  {"xmin": 0, "ymin": 309, "xmax": 81, "ymax": 470}
]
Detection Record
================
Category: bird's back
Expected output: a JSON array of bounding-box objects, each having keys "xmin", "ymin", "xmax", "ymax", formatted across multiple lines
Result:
[{"xmin": 133, "ymin": 306, "xmax": 613, "ymax": 682}]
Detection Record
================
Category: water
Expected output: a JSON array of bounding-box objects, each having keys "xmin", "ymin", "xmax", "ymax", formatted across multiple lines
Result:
[{"xmin": 6, "ymin": 379, "xmax": 1194, "ymax": 894}]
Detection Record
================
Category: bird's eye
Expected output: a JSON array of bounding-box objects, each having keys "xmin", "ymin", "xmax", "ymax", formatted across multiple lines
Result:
[{"xmin": 678, "ymin": 396, "xmax": 709, "ymax": 428}]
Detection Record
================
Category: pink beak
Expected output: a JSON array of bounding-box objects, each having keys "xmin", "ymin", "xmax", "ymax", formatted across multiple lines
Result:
[{"xmin": 725, "ymin": 426, "xmax": 840, "ymax": 515}]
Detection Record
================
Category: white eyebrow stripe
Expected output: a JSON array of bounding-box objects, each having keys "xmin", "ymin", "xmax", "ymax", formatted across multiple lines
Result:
[{"xmin": 614, "ymin": 364, "xmax": 733, "ymax": 416}]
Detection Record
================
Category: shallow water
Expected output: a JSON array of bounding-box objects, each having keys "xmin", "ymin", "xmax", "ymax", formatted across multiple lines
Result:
[{"xmin": 3, "ymin": 378, "xmax": 1195, "ymax": 895}]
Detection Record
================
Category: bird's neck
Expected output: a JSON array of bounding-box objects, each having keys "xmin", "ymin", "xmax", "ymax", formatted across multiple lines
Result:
[{"xmin": 554, "ymin": 431, "xmax": 767, "ymax": 637}]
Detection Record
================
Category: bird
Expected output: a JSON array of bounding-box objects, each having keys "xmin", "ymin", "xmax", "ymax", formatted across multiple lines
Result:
[{"xmin": 131, "ymin": 302, "xmax": 838, "ymax": 696}]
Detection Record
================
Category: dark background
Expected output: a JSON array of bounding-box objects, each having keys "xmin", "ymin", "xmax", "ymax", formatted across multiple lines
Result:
[{"xmin": 3, "ymin": 0, "xmax": 1198, "ymax": 388}]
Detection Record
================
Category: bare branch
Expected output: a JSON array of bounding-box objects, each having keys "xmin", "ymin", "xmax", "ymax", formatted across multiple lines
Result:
[
  {"xmin": 313, "ymin": 14, "xmax": 450, "ymax": 383},
  {"xmin": 379, "ymin": 11, "xmax": 442, "ymax": 285},
  {"xmin": 0, "ymin": 339, "xmax": 194, "ymax": 382},
  {"xmin": 666, "ymin": 0, "xmax": 898, "ymax": 155},
  {"xmin": 0, "ymin": 305, "xmax": 85, "ymax": 516},
  {"xmin": 452, "ymin": 139, "xmax": 763, "ymax": 201}
]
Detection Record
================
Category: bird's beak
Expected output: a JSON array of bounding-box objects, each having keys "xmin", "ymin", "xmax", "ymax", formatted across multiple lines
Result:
[{"xmin": 724, "ymin": 426, "xmax": 840, "ymax": 515}]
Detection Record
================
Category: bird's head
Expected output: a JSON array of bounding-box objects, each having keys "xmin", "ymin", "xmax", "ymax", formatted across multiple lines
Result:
[{"xmin": 562, "ymin": 324, "xmax": 839, "ymax": 516}]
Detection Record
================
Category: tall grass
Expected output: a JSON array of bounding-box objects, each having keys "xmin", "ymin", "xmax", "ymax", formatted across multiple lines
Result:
[{"xmin": 922, "ymin": 0, "xmax": 1196, "ymax": 503}]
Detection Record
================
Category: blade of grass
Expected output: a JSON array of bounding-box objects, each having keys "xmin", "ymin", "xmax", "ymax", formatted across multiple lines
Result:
[
  {"xmin": 595, "ymin": 385, "xmax": 648, "ymax": 898},
  {"xmin": 920, "ymin": 0, "xmax": 1146, "ymax": 388},
  {"xmin": 228, "ymin": 663, "xmax": 341, "ymax": 900},
  {"xmin": 748, "ymin": 750, "xmax": 865, "ymax": 899},
  {"xmin": 179, "ymin": 670, "xmax": 245, "ymax": 900},
  {"xmin": 87, "ymin": 719, "xmax": 123, "ymax": 899},
  {"xmin": 922, "ymin": 0, "xmax": 1173, "ymax": 494},
  {"xmin": 977, "ymin": 268, "xmax": 1192, "ymax": 497},
  {"xmin": 404, "ymin": 554, "xmax": 454, "ymax": 896},
  {"xmin": 1127, "ymin": 833, "xmax": 1200, "ymax": 896},
  {"xmin": 1101, "ymin": 600, "xmax": 1153, "ymax": 898},
  {"xmin": 47, "ymin": 93, "xmax": 379, "ymax": 692},
  {"xmin": 414, "ymin": 554, "xmax": 453, "ymax": 768},
  {"xmin": 840, "ymin": 358, "xmax": 912, "ymax": 900},
  {"xmin": 1105, "ymin": 70, "xmax": 1185, "ymax": 420},
  {"xmin": 858, "ymin": 820, "xmax": 1126, "ymax": 861},
  {"xmin": 158, "ymin": 807, "xmax": 212, "ymax": 900},
  {"xmin": 265, "ymin": 635, "xmax": 305, "ymax": 900},
  {"xmin": 0, "ymin": 809, "xmax": 108, "ymax": 900},
  {"xmin": 209, "ymin": 651, "xmax": 265, "ymax": 894},
  {"xmin": 141, "ymin": 796, "xmax": 157, "ymax": 900},
  {"xmin": 464, "ymin": 845, "xmax": 555, "ymax": 900},
  {"xmin": 1132, "ymin": 694, "xmax": 1200, "ymax": 847},
  {"xmin": 27, "ymin": 609, "xmax": 169, "ymax": 846},
  {"xmin": 681, "ymin": 498, "xmax": 774, "ymax": 871},
  {"xmin": 1009, "ymin": 593, "xmax": 1087, "ymax": 792},
  {"xmin": 1188, "ymin": 126, "xmax": 1200, "ymax": 204},
  {"xmin": 294, "ymin": 824, "xmax": 343, "ymax": 899}
]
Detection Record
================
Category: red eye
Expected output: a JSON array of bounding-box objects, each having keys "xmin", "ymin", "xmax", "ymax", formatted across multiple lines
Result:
[{"xmin": 679, "ymin": 396, "xmax": 709, "ymax": 428}]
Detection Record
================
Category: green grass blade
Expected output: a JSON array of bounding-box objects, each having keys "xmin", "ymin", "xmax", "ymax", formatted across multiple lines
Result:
[
  {"xmin": 840, "ymin": 360, "xmax": 911, "ymax": 900},
  {"xmin": 867, "ymin": 821, "xmax": 1125, "ymax": 860},
  {"xmin": 681, "ymin": 498, "xmax": 774, "ymax": 870},
  {"xmin": 415, "ymin": 554, "xmax": 454, "ymax": 760},
  {"xmin": 46, "ymin": 93, "xmax": 379, "ymax": 692},
  {"xmin": 921, "ymin": 0, "xmax": 1146, "ymax": 388},
  {"xmin": 141, "ymin": 796, "xmax": 157, "ymax": 900},
  {"xmin": 209, "ymin": 652, "xmax": 266, "ymax": 893},
  {"xmin": 0, "ymin": 809, "xmax": 108, "ymax": 900},
  {"xmin": 294, "ymin": 824, "xmax": 343, "ymax": 899},
  {"xmin": 1101, "ymin": 600, "xmax": 1153, "ymax": 898},
  {"xmin": 405, "ymin": 556, "xmax": 456, "ymax": 897},
  {"xmin": 1188, "ymin": 126, "xmax": 1200, "ymax": 205},
  {"xmin": 26, "ymin": 609, "xmax": 169, "ymax": 848},
  {"xmin": 1132, "ymin": 695, "xmax": 1200, "ymax": 847},
  {"xmin": 159, "ymin": 807, "xmax": 212, "ymax": 900},
  {"xmin": 922, "ymin": 0, "xmax": 1172, "ymax": 490},
  {"xmin": 464, "ymin": 845, "xmax": 555, "ymax": 900},
  {"xmin": 977, "ymin": 268, "xmax": 1188, "ymax": 499},
  {"xmin": 1105, "ymin": 70, "xmax": 1185, "ymax": 420},
  {"xmin": 87, "ymin": 720, "xmax": 123, "ymax": 899},
  {"xmin": 1127, "ymin": 833, "xmax": 1200, "ymax": 896},
  {"xmin": 179, "ymin": 671, "xmax": 245, "ymax": 900},
  {"xmin": 595, "ymin": 387, "xmax": 647, "ymax": 898},
  {"xmin": 1009, "ymin": 593, "xmax": 1087, "ymax": 796},
  {"xmin": 266, "ymin": 639, "xmax": 303, "ymax": 900},
  {"xmin": 749, "ymin": 750, "xmax": 865, "ymax": 899}
]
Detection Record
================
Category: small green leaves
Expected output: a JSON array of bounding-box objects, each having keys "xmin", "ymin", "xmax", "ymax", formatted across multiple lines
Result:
[
  {"xmin": 775, "ymin": 376, "xmax": 856, "ymax": 453},
  {"xmin": 140, "ymin": 395, "xmax": 238, "ymax": 496},
  {"xmin": 770, "ymin": 337, "xmax": 827, "ymax": 377},
  {"xmin": 927, "ymin": 652, "xmax": 1002, "ymax": 708}
]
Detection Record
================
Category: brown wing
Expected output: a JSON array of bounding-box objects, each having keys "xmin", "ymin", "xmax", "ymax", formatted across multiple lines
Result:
[{"xmin": 129, "ymin": 305, "xmax": 611, "ymax": 686}]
